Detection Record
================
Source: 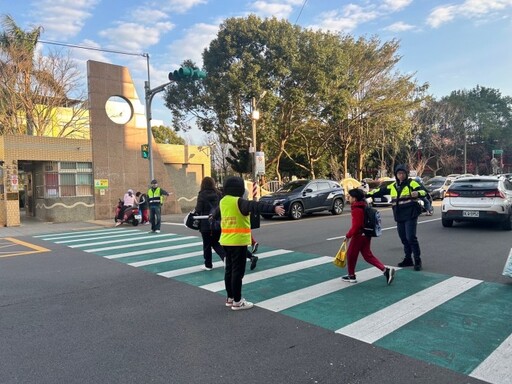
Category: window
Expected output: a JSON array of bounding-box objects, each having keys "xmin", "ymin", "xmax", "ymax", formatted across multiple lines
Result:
[{"xmin": 36, "ymin": 162, "xmax": 93, "ymax": 198}]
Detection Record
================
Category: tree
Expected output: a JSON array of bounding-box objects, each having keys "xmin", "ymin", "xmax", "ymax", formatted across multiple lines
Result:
[
  {"xmin": 151, "ymin": 125, "xmax": 185, "ymax": 144},
  {"xmin": 0, "ymin": 14, "xmax": 87, "ymax": 137}
]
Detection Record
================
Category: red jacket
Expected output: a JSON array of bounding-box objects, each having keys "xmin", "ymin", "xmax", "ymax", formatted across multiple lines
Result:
[{"xmin": 346, "ymin": 200, "xmax": 366, "ymax": 239}]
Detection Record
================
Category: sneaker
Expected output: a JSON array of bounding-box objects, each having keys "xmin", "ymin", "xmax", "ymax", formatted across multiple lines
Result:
[
  {"xmin": 114, "ymin": 221, "xmax": 122, "ymax": 227},
  {"xmin": 155, "ymin": 230, "xmax": 160, "ymax": 233},
  {"xmin": 202, "ymin": 265, "xmax": 213, "ymax": 271},
  {"xmin": 225, "ymin": 298, "xmax": 234, "ymax": 307},
  {"xmin": 341, "ymin": 275, "xmax": 357, "ymax": 283},
  {"xmin": 251, "ymin": 242, "xmax": 259, "ymax": 254},
  {"xmin": 250, "ymin": 256, "xmax": 259, "ymax": 271},
  {"xmin": 398, "ymin": 258, "xmax": 414, "ymax": 267},
  {"xmin": 414, "ymin": 262, "xmax": 422, "ymax": 271},
  {"xmin": 231, "ymin": 298, "xmax": 254, "ymax": 311},
  {"xmin": 384, "ymin": 267, "xmax": 395, "ymax": 285},
  {"xmin": 148, "ymin": 230, "xmax": 155, "ymax": 233}
]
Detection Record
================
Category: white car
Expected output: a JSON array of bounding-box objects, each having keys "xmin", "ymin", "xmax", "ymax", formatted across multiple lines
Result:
[{"xmin": 441, "ymin": 176, "xmax": 512, "ymax": 230}]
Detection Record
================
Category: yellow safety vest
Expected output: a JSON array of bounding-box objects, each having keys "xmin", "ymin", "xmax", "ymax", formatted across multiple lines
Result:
[
  {"xmin": 147, "ymin": 188, "xmax": 163, "ymax": 205},
  {"xmin": 219, "ymin": 195, "xmax": 251, "ymax": 246}
]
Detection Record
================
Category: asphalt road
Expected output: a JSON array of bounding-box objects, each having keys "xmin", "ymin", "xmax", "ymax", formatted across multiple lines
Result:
[{"xmin": 1, "ymin": 203, "xmax": 509, "ymax": 384}]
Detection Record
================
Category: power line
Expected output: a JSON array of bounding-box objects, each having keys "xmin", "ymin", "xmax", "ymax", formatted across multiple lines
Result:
[
  {"xmin": 294, "ymin": 0, "xmax": 308, "ymax": 25},
  {"xmin": 38, "ymin": 39, "xmax": 147, "ymax": 58}
]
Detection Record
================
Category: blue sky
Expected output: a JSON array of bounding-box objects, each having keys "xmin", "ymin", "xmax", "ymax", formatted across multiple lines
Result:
[{"xmin": 2, "ymin": 0, "xmax": 512, "ymax": 143}]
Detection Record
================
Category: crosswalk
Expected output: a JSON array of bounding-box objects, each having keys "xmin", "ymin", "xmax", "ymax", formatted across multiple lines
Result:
[{"xmin": 34, "ymin": 228, "xmax": 512, "ymax": 384}]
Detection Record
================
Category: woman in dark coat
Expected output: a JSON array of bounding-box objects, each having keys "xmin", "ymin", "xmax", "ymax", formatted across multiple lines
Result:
[{"xmin": 194, "ymin": 177, "xmax": 226, "ymax": 270}]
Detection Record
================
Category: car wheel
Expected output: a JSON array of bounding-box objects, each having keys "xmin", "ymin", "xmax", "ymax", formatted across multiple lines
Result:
[
  {"xmin": 441, "ymin": 218, "xmax": 453, "ymax": 227},
  {"xmin": 261, "ymin": 214, "xmax": 274, "ymax": 220},
  {"xmin": 331, "ymin": 198, "xmax": 344, "ymax": 215},
  {"xmin": 289, "ymin": 202, "xmax": 304, "ymax": 220},
  {"xmin": 501, "ymin": 214, "xmax": 512, "ymax": 230}
]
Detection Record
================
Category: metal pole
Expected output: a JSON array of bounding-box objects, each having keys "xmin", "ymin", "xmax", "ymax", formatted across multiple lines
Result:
[
  {"xmin": 145, "ymin": 80, "xmax": 154, "ymax": 182},
  {"xmin": 251, "ymin": 97, "xmax": 258, "ymax": 201},
  {"xmin": 464, "ymin": 128, "xmax": 467, "ymax": 174}
]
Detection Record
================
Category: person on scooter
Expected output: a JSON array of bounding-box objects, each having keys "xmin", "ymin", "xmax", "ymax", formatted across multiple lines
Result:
[{"xmin": 115, "ymin": 189, "xmax": 136, "ymax": 226}]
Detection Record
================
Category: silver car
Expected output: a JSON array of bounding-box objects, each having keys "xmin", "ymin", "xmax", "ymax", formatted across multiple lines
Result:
[{"xmin": 441, "ymin": 176, "xmax": 512, "ymax": 230}]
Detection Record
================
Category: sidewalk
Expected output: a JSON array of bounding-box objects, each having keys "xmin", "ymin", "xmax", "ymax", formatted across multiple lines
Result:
[{"xmin": 1, "ymin": 214, "xmax": 187, "ymax": 237}]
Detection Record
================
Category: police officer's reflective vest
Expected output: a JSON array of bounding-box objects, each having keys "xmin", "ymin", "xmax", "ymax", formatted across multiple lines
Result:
[
  {"xmin": 147, "ymin": 188, "xmax": 163, "ymax": 205},
  {"xmin": 219, "ymin": 195, "xmax": 251, "ymax": 246}
]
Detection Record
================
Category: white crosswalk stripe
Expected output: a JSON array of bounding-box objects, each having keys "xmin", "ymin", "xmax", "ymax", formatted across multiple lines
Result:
[
  {"xmin": 336, "ymin": 276, "xmax": 482, "ymax": 343},
  {"xmin": 200, "ymin": 256, "xmax": 332, "ymax": 292}
]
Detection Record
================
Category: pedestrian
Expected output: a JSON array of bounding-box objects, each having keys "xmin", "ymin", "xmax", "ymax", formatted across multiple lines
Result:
[
  {"xmin": 342, "ymin": 188, "xmax": 395, "ymax": 284},
  {"xmin": 147, "ymin": 179, "xmax": 170, "ymax": 234},
  {"xmin": 194, "ymin": 176, "xmax": 226, "ymax": 270},
  {"xmin": 367, "ymin": 164, "xmax": 427, "ymax": 271},
  {"xmin": 135, "ymin": 191, "xmax": 149, "ymax": 224},
  {"xmin": 213, "ymin": 176, "xmax": 284, "ymax": 310},
  {"xmin": 115, "ymin": 188, "xmax": 136, "ymax": 226}
]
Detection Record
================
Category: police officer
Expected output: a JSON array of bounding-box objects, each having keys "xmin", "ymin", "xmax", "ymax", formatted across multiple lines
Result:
[
  {"xmin": 147, "ymin": 179, "xmax": 170, "ymax": 233},
  {"xmin": 367, "ymin": 164, "xmax": 427, "ymax": 270}
]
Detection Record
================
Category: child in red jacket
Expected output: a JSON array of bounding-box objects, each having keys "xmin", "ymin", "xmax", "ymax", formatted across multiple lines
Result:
[{"xmin": 342, "ymin": 188, "xmax": 395, "ymax": 285}]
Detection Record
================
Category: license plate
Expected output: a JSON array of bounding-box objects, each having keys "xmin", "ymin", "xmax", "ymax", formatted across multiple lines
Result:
[
  {"xmin": 134, "ymin": 214, "xmax": 142, "ymax": 220},
  {"xmin": 462, "ymin": 211, "xmax": 479, "ymax": 217},
  {"xmin": 374, "ymin": 198, "xmax": 381, "ymax": 202}
]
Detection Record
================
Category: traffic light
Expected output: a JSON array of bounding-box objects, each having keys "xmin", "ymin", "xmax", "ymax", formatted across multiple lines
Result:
[
  {"xmin": 168, "ymin": 66, "xmax": 206, "ymax": 81},
  {"xmin": 141, "ymin": 144, "xmax": 149, "ymax": 159}
]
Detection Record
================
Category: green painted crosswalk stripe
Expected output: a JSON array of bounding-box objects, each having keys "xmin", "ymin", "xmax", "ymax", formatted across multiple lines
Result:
[{"xmin": 375, "ymin": 282, "xmax": 512, "ymax": 375}]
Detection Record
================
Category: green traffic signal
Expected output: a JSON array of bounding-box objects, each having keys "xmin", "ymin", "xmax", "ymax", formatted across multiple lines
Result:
[
  {"xmin": 168, "ymin": 66, "xmax": 206, "ymax": 81},
  {"xmin": 141, "ymin": 144, "xmax": 149, "ymax": 159}
]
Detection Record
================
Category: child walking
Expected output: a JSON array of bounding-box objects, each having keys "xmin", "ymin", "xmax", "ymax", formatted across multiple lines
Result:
[{"xmin": 342, "ymin": 188, "xmax": 395, "ymax": 285}]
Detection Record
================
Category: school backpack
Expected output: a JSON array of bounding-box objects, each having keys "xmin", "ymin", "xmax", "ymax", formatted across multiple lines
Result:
[{"xmin": 363, "ymin": 205, "xmax": 382, "ymax": 237}]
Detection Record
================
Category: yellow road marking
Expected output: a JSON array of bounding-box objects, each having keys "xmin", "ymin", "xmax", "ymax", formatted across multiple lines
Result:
[{"xmin": 0, "ymin": 237, "xmax": 50, "ymax": 258}]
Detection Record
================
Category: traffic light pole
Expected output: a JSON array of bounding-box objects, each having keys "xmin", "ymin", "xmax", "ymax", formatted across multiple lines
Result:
[{"xmin": 144, "ymin": 80, "xmax": 171, "ymax": 182}]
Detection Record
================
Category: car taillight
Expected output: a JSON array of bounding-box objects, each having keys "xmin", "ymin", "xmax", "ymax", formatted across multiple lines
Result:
[
  {"xmin": 445, "ymin": 191, "xmax": 460, "ymax": 197},
  {"xmin": 484, "ymin": 190, "xmax": 505, "ymax": 198}
]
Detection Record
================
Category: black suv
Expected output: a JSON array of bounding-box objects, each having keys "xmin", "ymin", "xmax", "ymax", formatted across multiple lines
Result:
[{"xmin": 259, "ymin": 179, "xmax": 345, "ymax": 220}]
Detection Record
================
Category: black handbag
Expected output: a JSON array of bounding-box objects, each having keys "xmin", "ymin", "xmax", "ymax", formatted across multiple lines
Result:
[{"xmin": 184, "ymin": 211, "xmax": 200, "ymax": 230}]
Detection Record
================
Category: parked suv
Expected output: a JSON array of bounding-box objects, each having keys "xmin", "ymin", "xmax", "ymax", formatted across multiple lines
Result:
[
  {"xmin": 441, "ymin": 176, "xmax": 512, "ymax": 230},
  {"xmin": 259, "ymin": 179, "xmax": 345, "ymax": 220}
]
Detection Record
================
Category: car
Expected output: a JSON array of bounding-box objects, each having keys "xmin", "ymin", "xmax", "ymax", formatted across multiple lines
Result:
[
  {"xmin": 424, "ymin": 176, "xmax": 455, "ymax": 200},
  {"xmin": 441, "ymin": 175, "xmax": 512, "ymax": 230},
  {"xmin": 368, "ymin": 179, "xmax": 394, "ymax": 206},
  {"xmin": 258, "ymin": 179, "xmax": 345, "ymax": 220}
]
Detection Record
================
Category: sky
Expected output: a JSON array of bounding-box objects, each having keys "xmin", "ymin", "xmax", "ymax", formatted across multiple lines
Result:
[{"xmin": 2, "ymin": 0, "xmax": 512, "ymax": 143}]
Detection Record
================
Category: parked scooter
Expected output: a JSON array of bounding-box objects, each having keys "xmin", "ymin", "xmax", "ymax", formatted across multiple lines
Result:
[{"xmin": 114, "ymin": 199, "xmax": 141, "ymax": 226}]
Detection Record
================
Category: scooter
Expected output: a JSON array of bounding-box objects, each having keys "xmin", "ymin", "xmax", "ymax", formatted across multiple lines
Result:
[{"xmin": 114, "ymin": 199, "xmax": 141, "ymax": 226}]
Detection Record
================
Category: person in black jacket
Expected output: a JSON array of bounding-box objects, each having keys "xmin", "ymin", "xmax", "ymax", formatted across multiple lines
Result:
[{"xmin": 194, "ymin": 177, "xmax": 226, "ymax": 270}]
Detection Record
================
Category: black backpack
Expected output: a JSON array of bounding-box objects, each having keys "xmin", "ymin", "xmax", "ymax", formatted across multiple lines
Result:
[{"xmin": 363, "ymin": 205, "xmax": 382, "ymax": 237}]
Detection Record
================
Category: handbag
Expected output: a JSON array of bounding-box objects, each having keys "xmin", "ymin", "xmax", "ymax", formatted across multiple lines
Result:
[
  {"xmin": 503, "ymin": 252, "xmax": 512, "ymax": 278},
  {"xmin": 184, "ymin": 211, "xmax": 201, "ymax": 230},
  {"xmin": 333, "ymin": 239, "xmax": 348, "ymax": 268}
]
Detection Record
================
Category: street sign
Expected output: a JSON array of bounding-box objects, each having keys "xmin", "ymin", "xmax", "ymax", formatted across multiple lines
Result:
[
  {"xmin": 255, "ymin": 151, "xmax": 265, "ymax": 175},
  {"xmin": 492, "ymin": 149, "xmax": 503, "ymax": 155}
]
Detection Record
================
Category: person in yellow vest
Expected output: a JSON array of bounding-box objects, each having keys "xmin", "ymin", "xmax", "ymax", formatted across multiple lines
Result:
[
  {"xmin": 213, "ymin": 176, "xmax": 284, "ymax": 310},
  {"xmin": 147, "ymin": 179, "xmax": 170, "ymax": 234},
  {"xmin": 367, "ymin": 164, "xmax": 427, "ymax": 271}
]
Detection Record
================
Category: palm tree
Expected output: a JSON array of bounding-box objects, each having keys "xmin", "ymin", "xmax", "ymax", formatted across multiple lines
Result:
[{"xmin": 0, "ymin": 14, "xmax": 44, "ymax": 135}]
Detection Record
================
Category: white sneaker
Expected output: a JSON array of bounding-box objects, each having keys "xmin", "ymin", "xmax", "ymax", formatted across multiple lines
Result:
[
  {"xmin": 231, "ymin": 298, "xmax": 254, "ymax": 311},
  {"xmin": 202, "ymin": 265, "xmax": 213, "ymax": 271},
  {"xmin": 225, "ymin": 298, "xmax": 234, "ymax": 307},
  {"xmin": 155, "ymin": 230, "xmax": 160, "ymax": 233}
]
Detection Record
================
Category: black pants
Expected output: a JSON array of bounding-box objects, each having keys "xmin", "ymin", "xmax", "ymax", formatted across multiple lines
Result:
[
  {"xmin": 201, "ymin": 230, "xmax": 225, "ymax": 268},
  {"xmin": 149, "ymin": 205, "xmax": 161, "ymax": 231},
  {"xmin": 224, "ymin": 245, "xmax": 247, "ymax": 302},
  {"xmin": 397, "ymin": 218, "xmax": 421, "ymax": 261}
]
